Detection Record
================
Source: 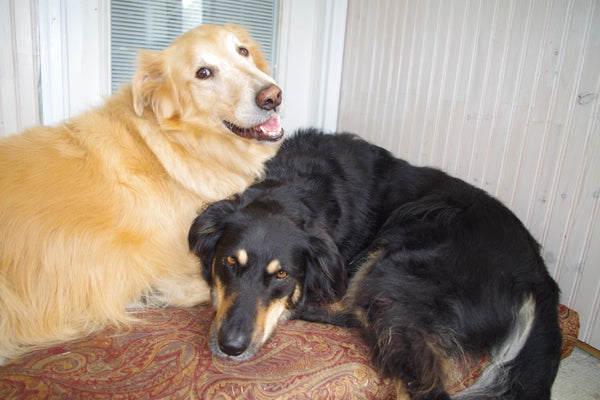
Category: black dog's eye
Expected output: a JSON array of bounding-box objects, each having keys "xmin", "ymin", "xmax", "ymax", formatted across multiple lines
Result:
[
  {"xmin": 196, "ymin": 67, "xmax": 212, "ymax": 79},
  {"xmin": 276, "ymin": 270, "xmax": 288, "ymax": 280},
  {"xmin": 225, "ymin": 256, "xmax": 237, "ymax": 266},
  {"xmin": 238, "ymin": 47, "xmax": 249, "ymax": 57}
]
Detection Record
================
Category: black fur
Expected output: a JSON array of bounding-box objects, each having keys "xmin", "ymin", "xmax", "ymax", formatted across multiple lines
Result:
[{"xmin": 189, "ymin": 129, "xmax": 562, "ymax": 399}]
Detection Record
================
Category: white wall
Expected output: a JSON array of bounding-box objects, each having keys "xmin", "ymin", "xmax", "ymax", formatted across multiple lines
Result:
[
  {"xmin": 0, "ymin": 0, "xmax": 40, "ymax": 136},
  {"xmin": 338, "ymin": 0, "xmax": 600, "ymax": 348},
  {"xmin": 276, "ymin": 0, "xmax": 347, "ymax": 134},
  {"xmin": 37, "ymin": 0, "xmax": 110, "ymax": 125},
  {"xmin": 0, "ymin": 0, "xmax": 110, "ymax": 135}
]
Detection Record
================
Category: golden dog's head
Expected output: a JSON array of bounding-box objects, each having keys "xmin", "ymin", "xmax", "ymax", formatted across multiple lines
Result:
[{"xmin": 132, "ymin": 25, "xmax": 283, "ymax": 142}]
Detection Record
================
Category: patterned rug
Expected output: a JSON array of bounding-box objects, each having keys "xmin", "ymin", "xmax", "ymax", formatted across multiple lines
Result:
[{"xmin": 0, "ymin": 304, "xmax": 579, "ymax": 399}]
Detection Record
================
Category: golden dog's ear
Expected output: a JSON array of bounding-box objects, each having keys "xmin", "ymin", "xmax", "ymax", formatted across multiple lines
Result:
[
  {"xmin": 226, "ymin": 25, "xmax": 270, "ymax": 75},
  {"xmin": 132, "ymin": 50, "xmax": 181, "ymax": 119}
]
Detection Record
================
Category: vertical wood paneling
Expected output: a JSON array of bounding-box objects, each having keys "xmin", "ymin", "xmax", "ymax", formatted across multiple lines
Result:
[
  {"xmin": 37, "ymin": 0, "xmax": 110, "ymax": 126},
  {"xmin": 0, "ymin": 0, "xmax": 39, "ymax": 137},
  {"xmin": 338, "ymin": 0, "xmax": 600, "ymax": 348}
]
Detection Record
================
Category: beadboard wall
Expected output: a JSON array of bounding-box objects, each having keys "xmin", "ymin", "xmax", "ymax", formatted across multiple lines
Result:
[
  {"xmin": 338, "ymin": 0, "xmax": 600, "ymax": 348},
  {"xmin": 0, "ymin": 0, "xmax": 40, "ymax": 136}
]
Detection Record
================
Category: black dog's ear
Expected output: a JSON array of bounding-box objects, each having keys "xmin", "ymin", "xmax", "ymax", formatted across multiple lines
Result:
[
  {"xmin": 303, "ymin": 222, "xmax": 347, "ymax": 304},
  {"xmin": 188, "ymin": 198, "xmax": 239, "ymax": 283}
]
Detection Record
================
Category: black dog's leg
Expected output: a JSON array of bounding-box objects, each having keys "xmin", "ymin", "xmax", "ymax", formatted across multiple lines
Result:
[
  {"xmin": 357, "ymin": 302, "xmax": 452, "ymax": 400},
  {"xmin": 293, "ymin": 303, "xmax": 359, "ymax": 328},
  {"xmin": 348, "ymin": 240, "xmax": 455, "ymax": 400},
  {"xmin": 295, "ymin": 297, "xmax": 451, "ymax": 400}
]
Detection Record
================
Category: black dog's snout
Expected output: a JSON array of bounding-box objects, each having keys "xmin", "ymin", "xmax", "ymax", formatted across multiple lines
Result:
[
  {"xmin": 218, "ymin": 330, "xmax": 250, "ymax": 357},
  {"xmin": 256, "ymin": 84, "xmax": 282, "ymax": 111}
]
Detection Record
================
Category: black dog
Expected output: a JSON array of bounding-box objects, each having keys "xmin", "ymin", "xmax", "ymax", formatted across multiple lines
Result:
[{"xmin": 189, "ymin": 129, "xmax": 562, "ymax": 400}]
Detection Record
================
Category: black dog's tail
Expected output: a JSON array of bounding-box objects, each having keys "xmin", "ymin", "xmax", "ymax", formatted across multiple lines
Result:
[
  {"xmin": 452, "ymin": 296, "xmax": 534, "ymax": 399},
  {"xmin": 453, "ymin": 294, "xmax": 560, "ymax": 400}
]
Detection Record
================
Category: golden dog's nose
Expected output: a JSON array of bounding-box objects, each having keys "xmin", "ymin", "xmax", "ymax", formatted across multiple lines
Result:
[{"xmin": 256, "ymin": 84, "xmax": 282, "ymax": 111}]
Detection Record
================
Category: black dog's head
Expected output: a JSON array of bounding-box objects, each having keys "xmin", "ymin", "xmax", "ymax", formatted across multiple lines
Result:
[{"xmin": 188, "ymin": 190, "xmax": 346, "ymax": 360}]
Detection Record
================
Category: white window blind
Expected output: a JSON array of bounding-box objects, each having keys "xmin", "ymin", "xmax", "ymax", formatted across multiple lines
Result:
[{"xmin": 110, "ymin": 0, "xmax": 279, "ymax": 93}]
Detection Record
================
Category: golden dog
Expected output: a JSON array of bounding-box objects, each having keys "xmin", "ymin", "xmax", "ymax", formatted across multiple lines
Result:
[{"xmin": 0, "ymin": 25, "xmax": 283, "ymax": 363}]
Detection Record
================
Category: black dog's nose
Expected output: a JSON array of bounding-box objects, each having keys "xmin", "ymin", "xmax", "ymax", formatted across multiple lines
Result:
[
  {"xmin": 256, "ymin": 84, "xmax": 282, "ymax": 111},
  {"xmin": 219, "ymin": 332, "xmax": 250, "ymax": 357}
]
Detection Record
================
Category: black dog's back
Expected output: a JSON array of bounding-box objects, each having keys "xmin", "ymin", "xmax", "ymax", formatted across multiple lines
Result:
[{"xmin": 258, "ymin": 129, "xmax": 394, "ymax": 263}]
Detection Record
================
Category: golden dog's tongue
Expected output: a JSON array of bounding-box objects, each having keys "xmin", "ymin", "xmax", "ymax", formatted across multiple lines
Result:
[
  {"xmin": 224, "ymin": 115, "xmax": 283, "ymax": 142},
  {"xmin": 256, "ymin": 115, "xmax": 283, "ymax": 141},
  {"xmin": 259, "ymin": 116, "xmax": 281, "ymax": 133}
]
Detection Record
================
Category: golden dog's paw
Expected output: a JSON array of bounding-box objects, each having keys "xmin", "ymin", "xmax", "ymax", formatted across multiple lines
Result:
[
  {"xmin": 145, "ymin": 275, "xmax": 211, "ymax": 308},
  {"xmin": 136, "ymin": 287, "xmax": 170, "ymax": 309}
]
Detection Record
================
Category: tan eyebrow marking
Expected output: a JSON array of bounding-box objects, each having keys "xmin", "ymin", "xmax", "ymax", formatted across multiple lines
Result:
[
  {"xmin": 266, "ymin": 259, "xmax": 282, "ymax": 274},
  {"xmin": 236, "ymin": 249, "xmax": 248, "ymax": 266}
]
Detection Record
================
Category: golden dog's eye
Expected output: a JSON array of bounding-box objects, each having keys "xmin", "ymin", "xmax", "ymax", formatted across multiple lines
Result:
[
  {"xmin": 225, "ymin": 256, "xmax": 236, "ymax": 266},
  {"xmin": 238, "ymin": 47, "xmax": 249, "ymax": 57},
  {"xmin": 196, "ymin": 67, "xmax": 212, "ymax": 79},
  {"xmin": 276, "ymin": 270, "xmax": 288, "ymax": 279}
]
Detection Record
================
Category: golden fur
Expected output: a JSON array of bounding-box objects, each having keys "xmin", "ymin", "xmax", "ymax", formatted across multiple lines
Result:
[{"xmin": 0, "ymin": 25, "xmax": 283, "ymax": 363}]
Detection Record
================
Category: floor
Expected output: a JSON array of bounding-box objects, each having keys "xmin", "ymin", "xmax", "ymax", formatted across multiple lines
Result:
[{"xmin": 552, "ymin": 346, "xmax": 600, "ymax": 400}]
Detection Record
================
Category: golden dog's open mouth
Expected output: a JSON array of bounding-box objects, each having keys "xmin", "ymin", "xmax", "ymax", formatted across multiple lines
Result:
[{"xmin": 224, "ymin": 115, "xmax": 284, "ymax": 142}]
